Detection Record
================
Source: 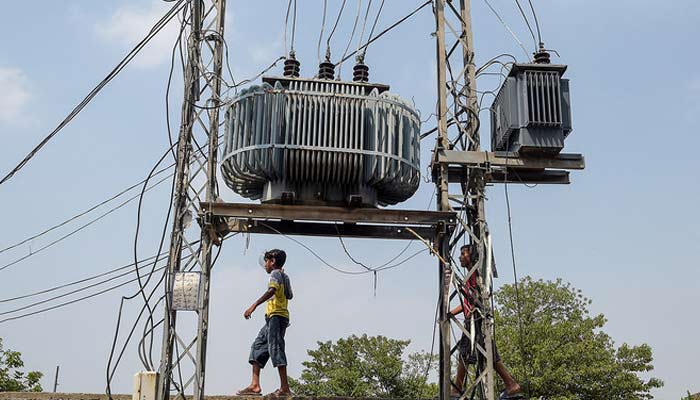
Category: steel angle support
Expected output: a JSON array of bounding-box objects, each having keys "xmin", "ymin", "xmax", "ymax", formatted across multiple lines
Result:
[
  {"xmin": 156, "ymin": 2, "xmax": 227, "ymax": 400},
  {"xmin": 437, "ymin": 150, "xmax": 585, "ymax": 170}
]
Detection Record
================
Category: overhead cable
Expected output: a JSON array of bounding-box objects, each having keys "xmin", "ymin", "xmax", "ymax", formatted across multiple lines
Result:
[
  {"xmin": 0, "ymin": 251, "xmax": 167, "ymax": 304},
  {"xmin": 337, "ymin": 0, "xmax": 432, "ymax": 65},
  {"xmin": 0, "ymin": 0, "xmax": 187, "ymax": 187},
  {"xmin": 482, "ymin": 0, "xmax": 530, "ymax": 59},
  {"xmin": 513, "ymin": 0, "xmax": 537, "ymax": 49},
  {"xmin": 0, "ymin": 163, "xmax": 173, "ymax": 256}
]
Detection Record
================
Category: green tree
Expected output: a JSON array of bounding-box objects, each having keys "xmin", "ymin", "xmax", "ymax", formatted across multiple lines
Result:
[
  {"xmin": 289, "ymin": 334, "xmax": 437, "ymax": 398},
  {"xmin": 0, "ymin": 338, "xmax": 43, "ymax": 392},
  {"xmin": 494, "ymin": 277, "xmax": 663, "ymax": 400}
]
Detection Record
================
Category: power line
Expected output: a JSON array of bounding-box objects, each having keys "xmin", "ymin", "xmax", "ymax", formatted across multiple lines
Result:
[
  {"xmin": 0, "ymin": 0, "xmax": 187, "ymax": 187},
  {"xmin": 366, "ymin": 0, "xmax": 386, "ymax": 56},
  {"xmin": 482, "ymin": 0, "xmax": 530, "ymax": 59},
  {"xmin": 513, "ymin": 0, "xmax": 537, "ymax": 50},
  {"xmin": 337, "ymin": 0, "xmax": 363, "ymax": 76},
  {"xmin": 0, "ymin": 252, "xmax": 167, "ymax": 304},
  {"xmin": 317, "ymin": 0, "xmax": 328, "ymax": 65},
  {"xmin": 325, "ymin": 0, "xmax": 348, "ymax": 60},
  {"xmin": 0, "ymin": 172, "xmax": 173, "ymax": 273},
  {"xmin": 0, "ymin": 255, "xmax": 170, "ymax": 317},
  {"xmin": 526, "ymin": 0, "xmax": 543, "ymax": 45},
  {"xmin": 0, "ymin": 163, "xmax": 174, "ymax": 256},
  {"xmin": 337, "ymin": 0, "xmax": 432, "ymax": 65},
  {"xmin": 0, "ymin": 265, "xmax": 167, "ymax": 324}
]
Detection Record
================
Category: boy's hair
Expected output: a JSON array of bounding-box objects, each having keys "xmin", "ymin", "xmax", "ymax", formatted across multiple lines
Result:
[
  {"xmin": 264, "ymin": 249, "xmax": 287, "ymax": 268},
  {"xmin": 460, "ymin": 244, "xmax": 477, "ymax": 258}
]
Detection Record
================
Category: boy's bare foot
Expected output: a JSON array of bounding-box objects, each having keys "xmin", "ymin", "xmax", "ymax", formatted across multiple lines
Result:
[
  {"xmin": 235, "ymin": 385, "xmax": 262, "ymax": 396},
  {"xmin": 504, "ymin": 382, "xmax": 521, "ymax": 395}
]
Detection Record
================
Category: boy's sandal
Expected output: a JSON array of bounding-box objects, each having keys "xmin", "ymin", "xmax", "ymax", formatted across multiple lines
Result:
[
  {"xmin": 498, "ymin": 390, "xmax": 525, "ymax": 400},
  {"xmin": 235, "ymin": 387, "xmax": 262, "ymax": 396},
  {"xmin": 267, "ymin": 389, "xmax": 293, "ymax": 398}
]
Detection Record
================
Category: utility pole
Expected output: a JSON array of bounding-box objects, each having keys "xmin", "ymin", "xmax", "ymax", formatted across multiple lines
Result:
[
  {"xmin": 156, "ymin": 2, "xmax": 227, "ymax": 400},
  {"xmin": 53, "ymin": 365, "xmax": 60, "ymax": 393},
  {"xmin": 433, "ymin": 1, "xmax": 496, "ymax": 399}
]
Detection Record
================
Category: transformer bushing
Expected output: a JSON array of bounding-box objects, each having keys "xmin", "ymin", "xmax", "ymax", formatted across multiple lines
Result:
[{"xmin": 221, "ymin": 77, "xmax": 421, "ymax": 207}]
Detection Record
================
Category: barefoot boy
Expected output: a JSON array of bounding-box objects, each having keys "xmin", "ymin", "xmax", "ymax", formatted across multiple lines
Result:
[{"xmin": 236, "ymin": 249, "xmax": 293, "ymax": 397}]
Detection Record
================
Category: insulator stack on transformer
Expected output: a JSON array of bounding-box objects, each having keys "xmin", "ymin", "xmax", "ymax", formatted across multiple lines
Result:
[
  {"xmin": 283, "ymin": 52, "xmax": 300, "ymax": 77},
  {"xmin": 353, "ymin": 61, "xmax": 369, "ymax": 83},
  {"xmin": 533, "ymin": 42, "xmax": 551, "ymax": 64},
  {"xmin": 318, "ymin": 60, "xmax": 335, "ymax": 80}
]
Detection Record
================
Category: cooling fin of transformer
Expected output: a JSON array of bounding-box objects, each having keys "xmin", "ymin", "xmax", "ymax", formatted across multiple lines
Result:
[{"xmin": 220, "ymin": 77, "xmax": 421, "ymax": 207}]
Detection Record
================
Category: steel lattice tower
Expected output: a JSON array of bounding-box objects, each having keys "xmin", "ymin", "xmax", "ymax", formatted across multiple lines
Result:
[{"xmin": 157, "ymin": 1, "xmax": 226, "ymax": 400}]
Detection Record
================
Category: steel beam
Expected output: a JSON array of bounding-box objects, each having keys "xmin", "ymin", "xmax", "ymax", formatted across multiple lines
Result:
[
  {"xmin": 437, "ymin": 150, "xmax": 585, "ymax": 170},
  {"xmin": 223, "ymin": 219, "xmax": 440, "ymax": 241},
  {"xmin": 200, "ymin": 202, "xmax": 456, "ymax": 225}
]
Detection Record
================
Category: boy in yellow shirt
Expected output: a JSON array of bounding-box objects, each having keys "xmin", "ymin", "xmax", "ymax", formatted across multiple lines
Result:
[{"xmin": 237, "ymin": 249, "xmax": 293, "ymax": 397}]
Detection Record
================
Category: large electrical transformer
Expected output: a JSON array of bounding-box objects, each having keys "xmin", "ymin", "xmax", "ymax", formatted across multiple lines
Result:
[
  {"xmin": 490, "ymin": 61, "xmax": 573, "ymax": 155},
  {"xmin": 221, "ymin": 66, "xmax": 421, "ymax": 207}
]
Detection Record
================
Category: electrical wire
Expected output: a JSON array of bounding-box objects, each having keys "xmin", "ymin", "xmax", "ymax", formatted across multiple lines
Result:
[
  {"xmin": 513, "ymin": 0, "xmax": 537, "ymax": 49},
  {"xmin": 0, "ymin": 255, "xmax": 169, "ymax": 317},
  {"xmin": 337, "ymin": 0, "xmax": 363, "ymax": 76},
  {"xmin": 336, "ymin": 0, "xmax": 432, "ymax": 65},
  {"xmin": 356, "ymin": 0, "xmax": 373, "ymax": 55},
  {"xmin": 317, "ymin": 0, "xmax": 328, "ymax": 65},
  {"xmin": 366, "ymin": 0, "xmax": 386, "ymax": 56},
  {"xmin": 0, "ymin": 172, "xmax": 173, "ymax": 273},
  {"xmin": 324, "ymin": 0, "xmax": 348, "ymax": 61},
  {"xmin": 481, "ymin": 0, "xmax": 530, "ymax": 59},
  {"xmin": 0, "ymin": 164, "xmax": 173, "ymax": 256},
  {"xmin": 0, "ymin": 252, "xmax": 167, "ymax": 304},
  {"xmin": 0, "ymin": 265, "xmax": 167, "ymax": 325},
  {"xmin": 0, "ymin": 0, "xmax": 187, "ymax": 187},
  {"xmin": 284, "ymin": 0, "xmax": 299, "ymax": 55},
  {"xmin": 503, "ymin": 164, "xmax": 532, "ymax": 396},
  {"xmin": 526, "ymin": 0, "xmax": 542, "ymax": 45}
]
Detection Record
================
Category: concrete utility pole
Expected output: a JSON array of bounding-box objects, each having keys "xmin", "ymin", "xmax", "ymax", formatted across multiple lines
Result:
[
  {"xmin": 432, "ymin": 1, "xmax": 496, "ymax": 399},
  {"xmin": 156, "ymin": 1, "xmax": 227, "ymax": 400}
]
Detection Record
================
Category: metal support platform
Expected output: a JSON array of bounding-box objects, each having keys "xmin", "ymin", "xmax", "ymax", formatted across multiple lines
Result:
[
  {"xmin": 200, "ymin": 202, "xmax": 456, "ymax": 241},
  {"xmin": 436, "ymin": 150, "xmax": 585, "ymax": 185}
]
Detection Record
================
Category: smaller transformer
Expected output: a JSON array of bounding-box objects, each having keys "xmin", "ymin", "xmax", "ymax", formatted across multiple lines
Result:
[{"xmin": 490, "ymin": 62, "xmax": 572, "ymax": 155}]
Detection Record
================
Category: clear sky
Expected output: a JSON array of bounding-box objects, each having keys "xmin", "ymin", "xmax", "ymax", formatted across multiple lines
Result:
[{"xmin": 1, "ymin": 1, "xmax": 698, "ymax": 399}]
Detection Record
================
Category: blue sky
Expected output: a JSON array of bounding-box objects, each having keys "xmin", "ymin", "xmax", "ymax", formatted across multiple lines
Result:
[{"xmin": 1, "ymin": 1, "xmax": 698, "ymax": 399}]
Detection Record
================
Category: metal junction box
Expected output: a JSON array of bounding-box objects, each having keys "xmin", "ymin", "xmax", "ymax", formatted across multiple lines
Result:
[{"xmin": 490, "ymin": 63, "xmax": 572, "ymax": 155}]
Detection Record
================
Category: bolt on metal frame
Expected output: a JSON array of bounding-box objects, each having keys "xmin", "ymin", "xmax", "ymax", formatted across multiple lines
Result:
[{"xmin": 156, "ymin": 1, "xmax": 227, "ymax": 400}]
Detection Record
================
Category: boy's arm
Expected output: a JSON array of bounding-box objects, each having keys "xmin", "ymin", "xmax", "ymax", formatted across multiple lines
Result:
[
  {"xmin": 449, "ymin": 303, "xmax": 464, "ymax": 318},
  {"xmin": 244, "ymin": 287, "xmax": 276, "ymax": 319}
]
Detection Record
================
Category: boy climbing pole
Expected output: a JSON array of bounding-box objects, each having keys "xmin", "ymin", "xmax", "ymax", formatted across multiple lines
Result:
[
  {"xmin": 449, "ymin": 244, "xmax": 523, "ymax": 400},
  {"xmin": 236, "ymin": 249, "xmax": 293, "ymax": 397}
]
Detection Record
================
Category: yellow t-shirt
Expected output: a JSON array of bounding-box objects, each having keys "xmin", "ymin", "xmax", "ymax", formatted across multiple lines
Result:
[{"xmin": 266, "ymin": 269, "xmax": 290, "ymax": 319}]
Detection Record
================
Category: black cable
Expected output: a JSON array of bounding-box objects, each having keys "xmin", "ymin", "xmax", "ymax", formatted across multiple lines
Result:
[
  {"xmin": 0, "ymin": 255, "xmax": 169, "ymax": 317},
  {"xmin": 503, "ymin": 166, "xmax": 532, "ymax": 396},
  {"xmin": 337, "ymin": 0, "xmax": 432, "ymax": 65},
  {"xmin": 336, "ymin": 0, "xmax": 363, "ymax": 75},
  {"xmin": 0, "ymin": 0, "xmax": 187, "ymax": 187},
  {"xmin": 0, "ymin": 173, "xmax": 173, "ymax": 273},
  {"xmin": 324, "ymin": 0, "xmax": 348, "ymax": 60},
  {"xmin": 513, "ymin": 0, "xmax": 537, "ymax": 49},
  {"xmin": 526, "ymin": 0, "xmax": 542, "ymax": 45},
  {"xmin": 366, "ymin": 0, "xmax": 386, "ymax": 56},
  {"xmin": 0, "ymin": 164, "xmax": 173, "ymax": 256},
  {"xmin": 317, "ymin": 0, "xmax": 328, "ymax": 65},
  {"xmin": 132, "ymin": 140, "xmax": 178, "ymax": 371},
  {"xmin": 0, "ymin": 253, "xmax": 167, "ymax": 304},
  {"xmin": 0, "ymin": 265, "xmax": 167, "ymax": 325}
]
